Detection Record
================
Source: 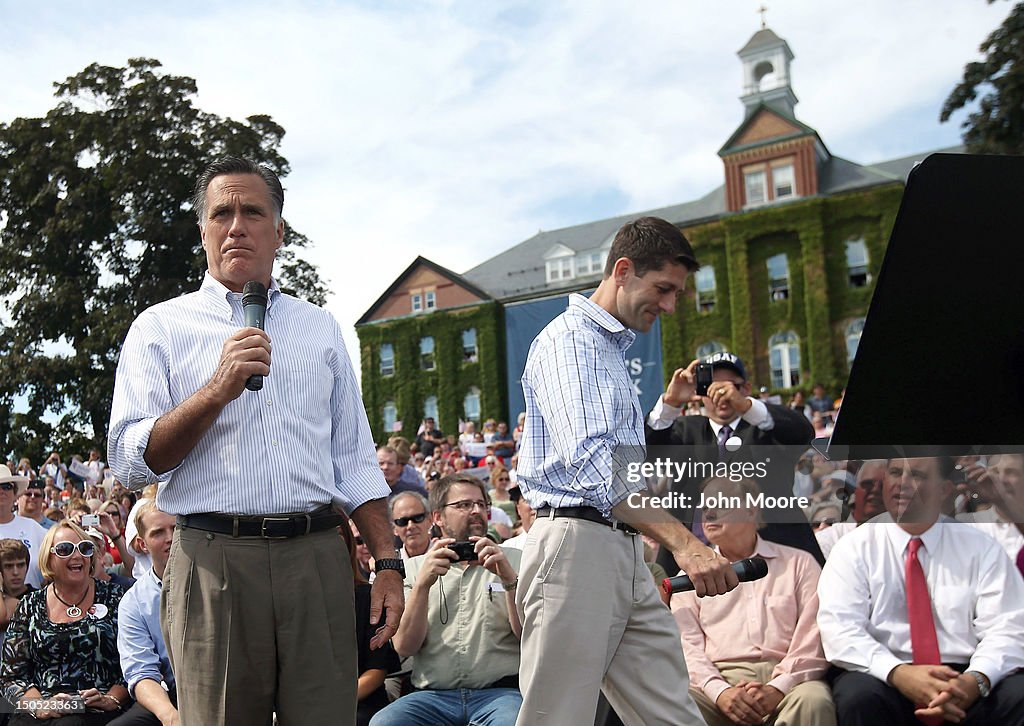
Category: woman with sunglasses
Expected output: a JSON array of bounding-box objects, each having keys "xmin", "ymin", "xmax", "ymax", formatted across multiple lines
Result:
[{"xmin": 0, "ymin": 520, "xmax": 129, "ymax": 724}]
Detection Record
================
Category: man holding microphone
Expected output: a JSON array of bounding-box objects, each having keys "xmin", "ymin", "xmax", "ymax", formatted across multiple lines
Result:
[{"xmin": 109, "ymin": 157, "xmax": 404, "ymax": 726}]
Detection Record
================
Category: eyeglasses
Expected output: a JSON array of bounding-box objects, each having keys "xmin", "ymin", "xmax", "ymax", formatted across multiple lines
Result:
[
  {"xmin": 811, "ymin": 518, "xmax": 837, "ymax": 528},
  {"xmin": 393, "ymin": 512, "xmax": 427, "ymax": 527},
  {"xmin": 24, "ymin": 491, "xmax": 45, "ymax": 499},
  {"xmin": 0, "ymin": 483, "xmax": 16, "ymax": 492},
  {"xmin": 443, "ymin": 499, "xmax": 489, "ymax": 513},
  {"xmin": 50, "ymin": 540, "xmax": 96, "ymax": 558},
  {"xmin": 354, "ymin": 536, "xmax": 365, "ymax": 546}
]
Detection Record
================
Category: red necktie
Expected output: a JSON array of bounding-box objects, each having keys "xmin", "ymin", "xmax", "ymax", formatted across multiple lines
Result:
[{"xmin": 905, "ymin": 537, "xmax": 942, "ymax": 725}]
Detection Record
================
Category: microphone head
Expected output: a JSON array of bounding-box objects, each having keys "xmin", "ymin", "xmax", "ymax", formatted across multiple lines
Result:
[
  {"xmin": 739, "ymin": 557, "xmax": 769, "ymax": 581},
  {"xmin": 242, "ymin": 280, "xmax": 268, "ymax": 306}
]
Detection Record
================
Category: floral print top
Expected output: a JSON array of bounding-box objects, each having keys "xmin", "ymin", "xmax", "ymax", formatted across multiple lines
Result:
[{"xmin": 0, "ymin": 579, "xmax": 126, "ymax": 701}]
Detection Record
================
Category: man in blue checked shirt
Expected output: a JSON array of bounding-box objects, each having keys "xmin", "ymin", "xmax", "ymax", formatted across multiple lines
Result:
[
  {"xmin": 114, "ymin": 501, "xmax": 177, "ymax": 726},
  {"xmin": 515, "ymin": 216, "xmax": 739, "ymax": 726}
]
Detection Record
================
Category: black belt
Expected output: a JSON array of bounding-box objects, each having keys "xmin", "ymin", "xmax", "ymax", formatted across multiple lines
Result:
[
  {"xmin": 536, "ymin": 506, "xmax": 639, "ymax": 535},
  {"xmin": 177, "ymin": 506, "xmax": 344, "ymax": 539}
]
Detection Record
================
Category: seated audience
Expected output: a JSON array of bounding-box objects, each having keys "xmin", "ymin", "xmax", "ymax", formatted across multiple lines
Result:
[
  {"xmin": 958, "ymin": 453, "xmax": 1024, "ymax": 568},
  {"xmin": 0, "ymin": 465, "xmax": 48, "ymax": 589},
  {"xmin": 371, "ymin": 474, "xmax": 522, "ymax": 726},
  {"xmin": 674, "ymin": 477, "xmax": 835, "ymax": 726},
  {"xmin": 818, "ymin": 456, "xmax": 1024, "ymax": 725},
  {"xmin": 112, "ymin": 502, "xmax": 177, "ymax": 726},
  {"xmin": 492, "ymin": 422, "xmax": 515, "ymax": 460},
  {"xmin": 0, "ymin": 540, "xmax": 33, "ymax": 642},
  {"xmin": 378, "ymin": 446, "xmax": 427, "ymax": 497},
  {"xmin": 18, "ymin": 479, "xmax": 56, "ymax": 531},
  {"xmin": 489, "ymin": 468, "xmax": 516, "ymax": 522},
  {"xmin": 0, "ymin": 520, "xmax": 129, "ymax": 723},
  {"xmin": 815, "ymin": 460, "xmax": 887, "ymax": 559}
]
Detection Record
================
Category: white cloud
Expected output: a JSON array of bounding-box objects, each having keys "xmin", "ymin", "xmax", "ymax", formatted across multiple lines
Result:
[{"xmin": 0, "ymin": 0, "xmax": 1010, "ymax": 377}]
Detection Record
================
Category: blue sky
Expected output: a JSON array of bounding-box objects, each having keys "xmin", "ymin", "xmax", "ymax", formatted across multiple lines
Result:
[{"xmin": 0, "ymin": 0, "xmax": 1010, "ymax": 378}]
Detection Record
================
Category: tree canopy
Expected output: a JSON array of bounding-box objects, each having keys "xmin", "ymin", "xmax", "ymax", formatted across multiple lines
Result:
[
  {"xmin": 941, "ymin": 1, "xmax": 1024, "ymax": 153},
  {"xmin": 0, "ymin": 58, "xmax": 328, "ymax": 461}
]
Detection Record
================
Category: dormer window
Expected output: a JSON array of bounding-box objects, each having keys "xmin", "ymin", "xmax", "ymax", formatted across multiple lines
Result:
[
  {"xmin": 577, "ymin": 250, "xmax": 605, "ymax": 276},
  {"xmin": 773, "ymin": 164, "xmax": 794, "ymax": 199},
  {"xmin": 745, "ymin": 169, "xmax": 767, "ymax": 206},
  {"xmin": 743, "ymin": 158, "xmax": 799, "ymax": 208},
  {"xmin": 544, "ymin": 243, "xmax": 577, "ymax": 284}
]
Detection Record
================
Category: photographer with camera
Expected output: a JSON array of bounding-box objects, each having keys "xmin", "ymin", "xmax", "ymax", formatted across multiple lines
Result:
[{"xmin": 370, "ymin": 473, "xmax": 522, "ymax": 726}]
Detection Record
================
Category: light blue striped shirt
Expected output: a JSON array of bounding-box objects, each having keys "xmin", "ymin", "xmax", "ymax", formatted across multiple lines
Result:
[
  {"xmin": 517, "ymin": 293, "xmax": 647, "ymax": 520},
  {"xmin": 117, "ymin": 568, "xmax": 174, "ymax": 696},
  {"xmin": 108, "ymin": 273, "xmax": 389, "ymax": 516}
]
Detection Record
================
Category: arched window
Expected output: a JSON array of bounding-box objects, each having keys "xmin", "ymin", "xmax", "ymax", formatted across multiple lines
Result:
[
  {"xmin": 423, "ymin": 395, "xmax": 439, "ymax": 423},
  {"xmin": 382, "ymin": 400, "xmax": 398, "ymax": 433},
  {"xmin": 463, "ymin": 387, "xmax": 481, "ymax": 422},
  {"xmin": 696, "ymin": 341, "xmax": 727, "ymax": 360},
  {"xmin": 379, "ymin": 343, "xmax": 394, "ymax": 376},
  {"xmin": 846, "ymin": 318, "xmax": 866, "ymax": 365},
  {"xmin": 420, "ymin": 336, "xmax": 435, "ymax": 371},
  {"xmin": 769, "ymin": 331, "xmax": 801, "ymax": 388}
]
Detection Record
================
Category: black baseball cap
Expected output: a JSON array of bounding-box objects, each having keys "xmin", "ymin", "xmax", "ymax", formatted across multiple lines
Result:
[{"xmin": 701, "ymin": 351, "xmax": 747, "ymax": 381}]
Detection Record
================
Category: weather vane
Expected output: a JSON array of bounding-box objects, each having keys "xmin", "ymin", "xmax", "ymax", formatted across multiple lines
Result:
[{"xmin": 758, "ymin": 3, "xmax": 768, "ymax": 29}]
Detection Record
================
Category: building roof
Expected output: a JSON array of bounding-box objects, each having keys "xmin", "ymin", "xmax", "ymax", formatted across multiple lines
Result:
[
  {"xmin": 739, "ymin": 27, "xmax": 785, "ymax": 55},
  {"xmin": 719, "ymin": 103, "xmax": 823, "ymax": 156},
  {"xmin": 460, "ymin": 146, "xmax": 961, "ymax": 302},
  {"xmin": 356, "ymin": 255, "xmax": 492, "ymax": 326}
]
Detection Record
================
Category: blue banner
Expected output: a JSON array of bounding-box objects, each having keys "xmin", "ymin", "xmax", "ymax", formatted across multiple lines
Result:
[{"xmin": 503, "ymin": 291, "xmax": 665, "ymax": 421}]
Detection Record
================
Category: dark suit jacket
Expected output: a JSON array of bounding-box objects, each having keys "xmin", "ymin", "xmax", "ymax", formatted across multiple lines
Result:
[{"xmin": 644, "ymin": 403, "xmax": 823, "ymax": 571}]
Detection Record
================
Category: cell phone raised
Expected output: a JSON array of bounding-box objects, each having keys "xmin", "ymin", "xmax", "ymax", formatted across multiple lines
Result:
[
  {"xmin": 695, "ymin": 363, "xmax": 714, "ymax": 397},
  {"xmin": 81, "ymin": 514, "xmax": 100, "ymax": 528}
]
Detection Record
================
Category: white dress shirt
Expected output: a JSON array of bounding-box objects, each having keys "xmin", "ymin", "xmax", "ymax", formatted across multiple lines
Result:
[
  {"xmin": 817, "ymin": 519, "xmax": 1024, "ymax": 687},
  {"xmin": 108, "ymin": 274, "xmax": 389, "ymax": 516},
  {"xmin": 957, "ymin": 507, "xmax": 1024, "ymax": 563},
  {"xmin": 646, "ymin": 395, "xmax": 773, "ymax": 432}
]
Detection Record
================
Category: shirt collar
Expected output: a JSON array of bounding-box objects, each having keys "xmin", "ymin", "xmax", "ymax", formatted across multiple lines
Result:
[
  {"xmin": 886, "ymin": 518, "xmax": 944, "ymax": 554},
  {"xmin": 708, "ymin": 417, "xmax": 743, "ymax": 437},
  {"xmin": 711, "ymin": 534, "xmax": 779, "ymax": 560},
  {"xmin": 200, "ymin": 272, "xmax": 282, "ymax": 320},
  {"xmin": 567, "ymin": 293, "xmax": 635, "ymax": 350}
]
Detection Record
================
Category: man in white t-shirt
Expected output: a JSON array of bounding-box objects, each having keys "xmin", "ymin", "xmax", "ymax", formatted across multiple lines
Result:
[{"xmin": 0, "ymin": 465, "xmax": 47, "ymax": 588}]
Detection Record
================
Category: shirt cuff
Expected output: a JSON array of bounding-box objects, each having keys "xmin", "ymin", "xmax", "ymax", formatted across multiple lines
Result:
[
  {"xmin": 967, "ymin": 658, "xmax": 1004, "ymax": 688},
  {"xmin": 741, "ymin": 398, "xmax": 771, "ymax": 429},
  {"xmin": 647, "ymin": 395, "xmax": 683, "ymax": 430},
  {"xmin": 124, "ymin": 417, "xmax": 180, "ymax": 488},
  {"xmin": 766, "ymin": 674, "xmax": 797, "ymax": 696},
  {"xmin": 868, "ymin": 653, "xmax": 906, "ymax": 684},
  {"xmin": 703, "ymin": 677, "xmax": 731, "ymax": 704}
]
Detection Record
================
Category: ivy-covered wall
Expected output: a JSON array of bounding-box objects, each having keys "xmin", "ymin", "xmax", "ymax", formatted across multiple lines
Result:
[
  {"xmin": 357, "ymin": 302, "xmax": 505, "ymax": 443},
  {"xmin": 666, "ymin": 183, "xmax": 905, "ymax": 393}
]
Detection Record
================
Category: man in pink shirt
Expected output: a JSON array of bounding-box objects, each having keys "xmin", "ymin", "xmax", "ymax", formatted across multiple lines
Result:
[{"xmin": 673, "ymin": 476, "xmax": 836, "ymax": 726}]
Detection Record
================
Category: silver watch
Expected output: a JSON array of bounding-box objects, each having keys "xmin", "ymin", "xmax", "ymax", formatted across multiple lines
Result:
[{"xmin": 966, "ymin": 670, "xmax": 991, "ymax": 698}]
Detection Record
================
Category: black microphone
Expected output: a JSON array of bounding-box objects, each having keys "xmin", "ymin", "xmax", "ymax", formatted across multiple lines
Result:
[
  {"xmin": 241, "ymin": 280, "xmax": 268, "ymax": 392},
  {"xmin": 661, "ymin": 556, "xmax": 768, "ymax": 595}
]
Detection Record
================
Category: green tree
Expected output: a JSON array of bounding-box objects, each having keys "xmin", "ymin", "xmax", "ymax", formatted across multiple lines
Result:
[
  {"xmin": 941, "ymin": 1, "xmax": 1024, "ymax": 153},
  {"xmin": 0, "ymin": 59, "xmax": 328, "ymax": 461}
]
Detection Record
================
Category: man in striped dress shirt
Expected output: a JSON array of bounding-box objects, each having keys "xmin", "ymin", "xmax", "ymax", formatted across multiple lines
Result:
[
  {"xmin": 108, "ymin": 157, "xmax": 404, "ymax": 726},
  {"xmin": 515, "ymin": 216, "xmax": 739, "ymax": 726}
]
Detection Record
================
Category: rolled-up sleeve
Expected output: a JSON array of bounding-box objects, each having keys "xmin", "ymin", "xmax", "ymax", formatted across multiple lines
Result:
[
  {"xmin": 108, "ymin": 312, "xmax": 182, "ymax": 489},
  {"xmin": 329, "ymin": 321, "xmax": 390, "ymax": 514}
]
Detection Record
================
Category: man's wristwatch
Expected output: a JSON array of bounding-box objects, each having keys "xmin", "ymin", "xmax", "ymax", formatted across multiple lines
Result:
[
  {"xmin": 966, "ymin": 671, "xmax": 991, "ymax": 698},
  {"xmin": 375, "ymin": 558, "xmax": 406, "ymax": 577}
]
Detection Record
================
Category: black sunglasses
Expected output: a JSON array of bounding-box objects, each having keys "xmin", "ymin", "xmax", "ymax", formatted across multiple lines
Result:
[
  {"xmin": 0, "ymin": 483, "xmax": 17, "ymax": 492},
  {"xmin": 393, "ymin": 512, "xmax": 428, "ymax": 527}
]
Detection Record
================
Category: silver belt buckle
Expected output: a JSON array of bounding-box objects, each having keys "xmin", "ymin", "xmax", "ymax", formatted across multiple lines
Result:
[{"xmin": 260, "ymin": 516, "xmax": 292, "ymax": 539}]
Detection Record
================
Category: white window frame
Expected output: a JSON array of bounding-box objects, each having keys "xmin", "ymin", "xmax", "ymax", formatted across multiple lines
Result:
[
  {"xmin": 545, "ymin": 257, "xmax": 575, "ymax": 283},
  {"xmin": 846, "ymin": 318, "xmax": 865, "ymax": 366},
  {"xmin": 695, "ymin": 266, "xmax": 717, "ymax": 313},
  {"xmin": 744, "ymin": 169, "xmax": 766, "ymax": 207},
  {"xmin": 766, "ymin": 253, "xmax": 790, "ymax": 301},
  {"xmin": 696, "ymin": 341, "xmax": 727, "ymax": 360},
  {"xmin": 379, "ymin": 343, "xmax": 394, "ymax": 377},
  {"xmin": 462, "ymin": 328, "xmax": 478, "ymax": 363},
  {"xmin": 382, "ymin": 400, "xmax": 398, "ymax": 433},
  {"xmin": 463, "ymin": 387, "xmax": 481, "ymax": 422},
  {"xmin": 420, "ymin": 336, "xmax": 435, "ymax": 371},
  {"xmin": 424, "ymin": 395, "xmax": 439, "ymax": 423},
  {"xmin": 411, "ymin": 293, "xmax": 423, "ymax": 313},
  {"xmin": 425, "ymin": 290, "xmax": 436, "ymax": 310},
  {"xmin": 769, "ymin": 331, "xmax": 801, "ymax": 388},
  {"xmin": 845, "ymin": 238, "xmax": 871, "ymax": 288},
  {"xmin": 772, "ymin": 163, "xmax": 795, "ymax": 199}
]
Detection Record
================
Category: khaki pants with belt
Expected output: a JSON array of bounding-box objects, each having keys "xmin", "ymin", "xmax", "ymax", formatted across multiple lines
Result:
[
  {"xmin": 162, "ymin": 524, "xmax": 357, "ymax": 726},
  {"xmin": 515, "ymin": 515, "xmax": 705, "ymax": 726},
  {"xmin": 690, "ymin": 661, "xmax": 836, "ymax": 726}
]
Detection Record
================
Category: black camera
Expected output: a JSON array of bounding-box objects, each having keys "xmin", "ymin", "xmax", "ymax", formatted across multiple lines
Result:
[
  {"xmin": 449, "ymin": 541, "xmax": 477, "ymax": 562},
  {"xmin": 695, "ymin": 363, "xmax": 714, "ymax": 397}
]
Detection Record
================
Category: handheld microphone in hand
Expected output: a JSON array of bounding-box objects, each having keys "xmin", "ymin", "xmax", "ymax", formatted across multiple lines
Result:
[
  {"xmin": 661, "ymin": 557, "xmax": 768, "ymax": 595},
  {"xmin": 241, "ymin": 280, "xmax": 268, "ymax": 391}
]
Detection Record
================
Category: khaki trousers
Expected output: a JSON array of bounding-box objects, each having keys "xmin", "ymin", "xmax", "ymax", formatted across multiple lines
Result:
[
  {"xmin": 162, "ymin": 524, "xmax": 357, "ymax": 726},
  {"xmin": 690, "ymin": 661, "xmax": 836, "ymax": 726},
  {"xmin": 514, "ymin": 516, "xmax": 705, "ymax": 726}
]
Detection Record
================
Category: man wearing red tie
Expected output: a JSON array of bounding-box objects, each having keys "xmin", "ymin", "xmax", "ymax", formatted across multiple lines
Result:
[{"xmin": 817, "ymin": 456, "xmax": 1024, "ymax": 725}]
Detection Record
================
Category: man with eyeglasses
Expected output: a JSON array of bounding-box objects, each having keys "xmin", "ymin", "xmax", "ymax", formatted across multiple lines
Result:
[
  {"xmin": 371, "ymin": 474, "xmax": 523, "ymax": 726},
  {"xmin": 390, "ymin": 492, "xmax": 433, "ymax": 560},
  {"xmin": 17, "ymin": 479, "xmax": 56, "ymax": 531},
  {"xmin": 0, "ymin": 465, "xmax": 46, "ymax": 588}
]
